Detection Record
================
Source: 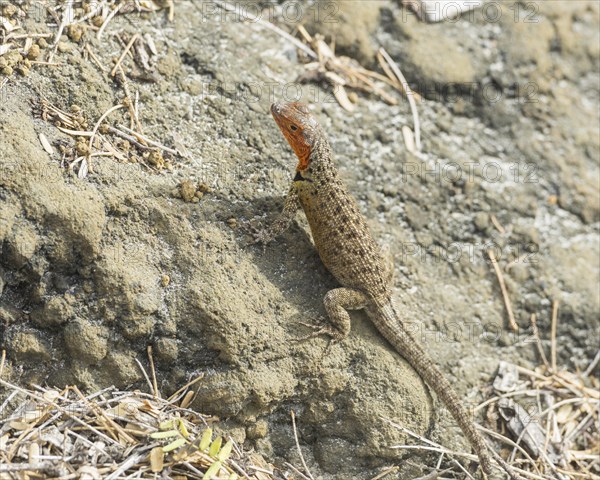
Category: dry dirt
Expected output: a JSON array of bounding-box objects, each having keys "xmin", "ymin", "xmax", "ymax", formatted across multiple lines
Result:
[{"xmin": 0, "ymin": 1, "xmax": 598, "ymax": 478}]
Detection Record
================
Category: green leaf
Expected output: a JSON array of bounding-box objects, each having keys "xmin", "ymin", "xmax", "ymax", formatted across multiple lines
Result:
[
  {"xmin": 198, "ymin": 428, "xmax": 213, "ymax": 451},
  {"xmin": 217, "ymin": 439, "xmax": 233, "ymax": 461},
  {"xmin": 150, "ymin": 430, "xmax": 180, "ymax": 439},
  {"xmin": 162, "ymin": 437, "xmax": 187, "ymax": 452},
  {"xmin": 208, "ymin": 436, "xmax": 222, "ymax": 457},
  {"xmin": 202, "ymin": 460, "xmax": 222, "ymax": 479}
]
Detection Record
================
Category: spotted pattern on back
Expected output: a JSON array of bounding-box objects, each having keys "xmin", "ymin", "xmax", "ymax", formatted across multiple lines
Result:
[{"xmin": 294, "ymin": 143, "xmax": 391, "ymax": 301}]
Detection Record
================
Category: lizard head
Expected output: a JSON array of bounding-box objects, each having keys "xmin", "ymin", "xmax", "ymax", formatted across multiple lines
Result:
[{"xmin": 271, "ymin": 102, "xmax": 322, "ymax": 172}]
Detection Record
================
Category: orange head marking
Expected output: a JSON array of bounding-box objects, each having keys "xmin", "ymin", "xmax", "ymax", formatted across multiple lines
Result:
[{"xmin": 271, "ymin": 102, "xmax": 319, "ymax": 171}]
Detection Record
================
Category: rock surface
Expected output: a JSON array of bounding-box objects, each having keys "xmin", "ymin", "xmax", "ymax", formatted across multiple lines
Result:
[{"xmin": 0, "ymin": 1, "xmax": 598, "ymax": 478}]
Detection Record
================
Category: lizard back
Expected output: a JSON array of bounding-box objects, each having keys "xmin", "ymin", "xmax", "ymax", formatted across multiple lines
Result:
[
  {"xmin": 270, "ymin": 102, "xmax": 390, "ymax": 301},
  {"xmin": 295, "ymin": 151, "xmax": 391, "ymax": 301}
]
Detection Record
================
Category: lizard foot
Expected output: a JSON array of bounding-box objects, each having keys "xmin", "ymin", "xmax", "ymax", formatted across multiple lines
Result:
[
  {"xmin": 295, "ymin": 319, "xmax": 344, "ymax": 342},
  {"xmin": 294, "ymin": 319, "xmax": 342, "ymax": 358},
  {"xmin": 241, "ymin": 220, "xmax": 272, "ymax": 250}
]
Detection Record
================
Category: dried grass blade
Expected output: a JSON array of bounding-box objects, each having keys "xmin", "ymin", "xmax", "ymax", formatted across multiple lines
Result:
[
  {"xmin": 487, "ymin": 248, "xmax": 518, "ymax": 331},
  {"xmin": 212, "ymin": 0, "xmax": 317, "ymax": 59},
  {"xmin": 290, "ymin": 411, "xmax": 314, "ymax": 480},
  {"xmin": 551, "ymin": 300, "xmax": 559, "ymax": 372},
  {"xmin": 378, "ymin": 47, "xmax": 421, "ymax": 151}
]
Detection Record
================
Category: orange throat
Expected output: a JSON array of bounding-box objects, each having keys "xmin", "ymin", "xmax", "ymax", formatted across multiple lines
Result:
[
  {"xmin": 289, "ymin": 139, "xmax": 311, "ymax": 171},
  {"xmin": 295, "ymin": 149, "xmax": 310, "ymax": 171}
]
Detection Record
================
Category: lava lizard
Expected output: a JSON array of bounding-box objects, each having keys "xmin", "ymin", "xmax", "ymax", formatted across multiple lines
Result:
[{"xmin": 256, "ymin": 101, "xmax": 494, "ymax": 475}]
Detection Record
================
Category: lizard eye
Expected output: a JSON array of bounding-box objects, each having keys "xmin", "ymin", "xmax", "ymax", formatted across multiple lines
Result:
[{"xmin": 289, "ymin": 124, "xmax": 298, "ymax": 131}]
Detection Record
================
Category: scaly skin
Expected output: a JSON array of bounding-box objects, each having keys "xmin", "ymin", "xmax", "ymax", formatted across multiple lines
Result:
[{"xmin": 260, "ymin": 101, "xmax": 493, "ymax": 475}]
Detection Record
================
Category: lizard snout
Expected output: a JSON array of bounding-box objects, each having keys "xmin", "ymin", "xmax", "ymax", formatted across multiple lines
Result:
[{"xmin": 270, "ymin": 102, "xmax": 283, "ymax": 116}]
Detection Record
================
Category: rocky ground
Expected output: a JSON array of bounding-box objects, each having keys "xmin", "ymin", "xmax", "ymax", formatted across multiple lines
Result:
[{"xmin": 0, "ymin": 1, "xmax": 598, "ymax": 478}]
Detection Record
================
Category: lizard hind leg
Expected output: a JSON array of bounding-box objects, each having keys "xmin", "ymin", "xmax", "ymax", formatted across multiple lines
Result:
[
  {"xmin": 295, "ymin": 288, "xmax": 370, "ymax": 343},
  {"xmin": 322, "ymin": 288, "xmax": 370, "ymax": 341},
  {"xmin": 294, "ymin": 288, "xmax": 369, "ymax": 359}
]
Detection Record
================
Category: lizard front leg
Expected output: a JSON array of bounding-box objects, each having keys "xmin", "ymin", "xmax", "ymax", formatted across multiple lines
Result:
[{"xmin": 252, "ymin": 185, "xmax": 300, "ymax": 245}]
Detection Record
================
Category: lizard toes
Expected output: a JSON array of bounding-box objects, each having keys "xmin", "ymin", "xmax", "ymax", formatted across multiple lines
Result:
[
  {"xmin": 294, "ymin": 321, "xmax": 342, "ymax": 343},
  {"xmin": 297, "ymin": 319, "xmax": 325, "ymax": 330},
  {"xmin": 240, "ymin": 221, "xmax": 271, "ymax": 248}
]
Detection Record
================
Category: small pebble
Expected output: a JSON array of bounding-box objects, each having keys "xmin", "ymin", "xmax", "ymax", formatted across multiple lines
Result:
[
  {"xmin": 474, "ymin": 212, "xmax": 489, "ymax": 231},
  {"xmin": 75, "ymin": 141, "xmax": 90, "ymax": 156},
  {"xmin": 67, "ymin": 25, "xmax": 84, "ymax": 43},
  {"xmin": 198, "ymin": 182, "xmax": 211, "ymax": 193},
  {"xmin": 179, "ymin": 180, "xmax": 196, "ymax": 202},
  {"xmin": 57, "ymin": 42, "xmax": 72, "ymax": 53},
  {"xmin": 4, "ymin": 51, "xmax": 22, "ymax": 67},
  {"xmin": 246, "ymin": 419, "xmax": 268, "ymax": 439},
  {"xmin": 148, "ymin": 151, "xmax": 165, "ymax": 168},
  {"xmin": 27, "ymin": 45, "xmax": 40, "ymax": 60},
  {"xmin": 508, "ymin": 263, "xmax": 529, "ymax": 283}
]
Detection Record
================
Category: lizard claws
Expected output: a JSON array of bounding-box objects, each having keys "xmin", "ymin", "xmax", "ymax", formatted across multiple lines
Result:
[
  {"xmin": 294, "ymin": 320, "xmax": 340, "ymax": 360},
  {"xmin": 241, "ymin": 220, "xmax": 272, "ymax": 250},
  {"xmin": 295, "ymin": 320, "xmax": 342, "ymax": 342}
]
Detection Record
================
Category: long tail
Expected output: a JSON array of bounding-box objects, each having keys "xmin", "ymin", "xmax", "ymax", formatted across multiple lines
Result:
[{"xmin": 372, "ymin": 300, "xmax": 494, "ymax": 475}]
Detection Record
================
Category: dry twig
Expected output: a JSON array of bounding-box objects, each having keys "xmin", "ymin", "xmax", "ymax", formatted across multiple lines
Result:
[
  {"xmin": 550, "ymin": 300, "xmax": 559, "ymax": 372},
  {"xmin": 290, "ymin": 410, "xmax": 315, "ymax": 480},
  {"xmin": 111, "ymin": 33, "xmax": 140, "ymax": 77},
  {"xmin": 378, "ymin": 47, "xmax": 421, "ymax": 151},
  {"xmin": 212, "ymin": 0, "xmax": 317, "ymax": 59},
  {"xmin": 488, "ymin": 248, "xmax": 518, "ymax": 331},
  {"xmin": 0, "ymin": 378, "xmax": 274, "ymax": 479},
  {"xmin": 530, "ymin": 314, "xmax": 550, "ymax": 369}
]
